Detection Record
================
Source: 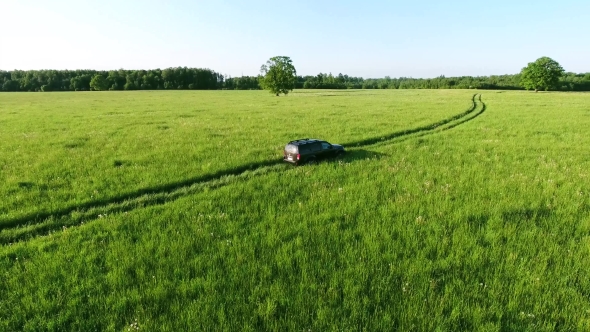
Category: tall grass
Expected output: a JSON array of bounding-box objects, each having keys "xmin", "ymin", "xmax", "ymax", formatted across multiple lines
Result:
[
  {"xmin": 0, "ymin": 90, "xmax": 473, "ymax": 225},
  {"xmin": 1, "ymin": 90, "xmax": 589, "ymax": 331}
]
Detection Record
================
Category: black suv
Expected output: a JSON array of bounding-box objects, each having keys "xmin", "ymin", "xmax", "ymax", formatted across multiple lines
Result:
[{"xmin": 283, "ymin": 138, "xmax": 345, "ymax": 165}]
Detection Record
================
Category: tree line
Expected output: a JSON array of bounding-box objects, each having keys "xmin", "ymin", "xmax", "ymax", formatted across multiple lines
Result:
[
  {"xmin": 296, "ymin": 72, "xmax": 590, "ymax": 91},
  {"xmin": 2, "ymin": 68, "xmax": 589, "ymax": 92},
  {"xmin": 0, "ymin": 68, "xmax": 223, "ymax": 92}
]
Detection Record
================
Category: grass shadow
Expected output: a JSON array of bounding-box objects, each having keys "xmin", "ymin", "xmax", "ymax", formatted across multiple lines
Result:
[
  {"xmin": 17, "ymin": 182, "xmax": 35, "ymax": 189},
  {"xmin": 501, "ymin": 206, "xmax": 552, "ymax": 225},
  {"xmin": 340, "ymin": 149, "xmax": 387, "ymax": 163}
]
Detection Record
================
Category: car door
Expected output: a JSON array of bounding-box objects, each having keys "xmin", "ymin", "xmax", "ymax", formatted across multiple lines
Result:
[
  {"xmin": 309, "ymin": 142, "xmax": 322, "ymax": 159},
  {"xmin": 320, "ymin": 141, "xmax": 333, "ymax": 158}
]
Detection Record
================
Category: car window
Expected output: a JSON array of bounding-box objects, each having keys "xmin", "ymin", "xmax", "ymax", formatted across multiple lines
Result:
[
  {"xmin": 285, "ymin": 144, "xmax": 298, "ymax": 154},
  {"xmin": 310, "ymin": 143, "xmax": 322, "ymax": 152},
  {"xmin": 321, "ymin": 142, "xmax": 331, "ymax": 150}
]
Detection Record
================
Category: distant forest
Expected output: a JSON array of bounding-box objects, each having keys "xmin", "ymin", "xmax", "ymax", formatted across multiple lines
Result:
[{"xmin": 1, "ymin": 68, "xmax": 590, "ymax": 92}]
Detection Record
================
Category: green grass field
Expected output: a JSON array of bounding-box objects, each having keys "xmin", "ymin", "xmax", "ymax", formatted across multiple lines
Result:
[{"xmin": 1, "ymin": 90, "xmax": 590, "ymax": 331}]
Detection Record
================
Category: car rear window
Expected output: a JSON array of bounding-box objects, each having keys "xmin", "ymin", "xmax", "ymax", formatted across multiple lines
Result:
[{"xmin": 285, "ymin": 144, "xmax": 298, "ymax": 154}]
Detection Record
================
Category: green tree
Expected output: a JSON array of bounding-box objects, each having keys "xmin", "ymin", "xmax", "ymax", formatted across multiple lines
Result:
[
  {"xmin": 90, "ymin": 74, "xmax": 109, "ymax": 91},
  {"xmin": 259, "ymin": 56, "xmax": 297, "ymax": 96},
  {"xmin": 124, "ymin": 75, "xmax": 137, "ymax": 90},
  {"xmin": 2, "ymin": 80, "xmax": 19, "ymax": 92},
  {"xmin": 520, "ymin": 57, "xmax": 565, "ymax": 92}
]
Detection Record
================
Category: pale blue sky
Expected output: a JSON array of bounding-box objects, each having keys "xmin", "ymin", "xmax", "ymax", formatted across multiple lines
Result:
[{"xmin": 1, "ymin": 0, "xmax": 588, "ymax": 78}]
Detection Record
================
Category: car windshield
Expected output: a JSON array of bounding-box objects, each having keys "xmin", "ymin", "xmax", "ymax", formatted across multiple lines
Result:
[{"xmin": 285, "ymin": 144, "xmax": 298, "ymax": 154}]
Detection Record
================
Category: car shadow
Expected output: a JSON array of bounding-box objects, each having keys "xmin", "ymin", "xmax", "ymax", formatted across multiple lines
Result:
[{"xmin": 321, "ymin": 149, "xmax": 387, "ymax": 165}]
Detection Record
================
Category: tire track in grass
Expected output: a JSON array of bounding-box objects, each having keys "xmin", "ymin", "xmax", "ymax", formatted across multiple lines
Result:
[
  {"xmin": 0, "ymin": 159, "xmax": 281, "ymax": 231},
  {"xmin": 360, "ymin": 94, "xmax": 487, "ymax": 148},
  {"xmin": 441, "ymin": 94, "xmax": 486, "ymax": 131},
  {"xmin": 0, "ymin": 164, "xmax": 286, "ymax": 245},
  {"xmin": 342, "ymin": 94, "xmax": 480, "ymax": 148},
  {"xmin": 0, "ymin": 94, "xmax": 485, "ymax": 244}
]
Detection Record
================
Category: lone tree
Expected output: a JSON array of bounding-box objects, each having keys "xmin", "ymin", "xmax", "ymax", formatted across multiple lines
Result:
[
  {"xmin": 520, "ymin": 57, "xmax": 564, "ymax": 92},
  {"xmin": 259, "ymin": 56, "xmax": 297, "ymax": 96}
]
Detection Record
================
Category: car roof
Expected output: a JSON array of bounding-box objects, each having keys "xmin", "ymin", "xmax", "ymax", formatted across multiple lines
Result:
[{"xmin": 287, "ymin": 138, "xmax": 324, "ymax": 145}]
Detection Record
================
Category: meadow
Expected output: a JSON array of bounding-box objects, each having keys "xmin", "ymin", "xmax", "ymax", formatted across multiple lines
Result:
[{"xmin": 1, "ymin": 89, "xmax": 589, "ymax": 331}]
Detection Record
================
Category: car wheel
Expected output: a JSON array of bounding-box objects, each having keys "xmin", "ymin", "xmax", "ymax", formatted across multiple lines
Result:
[{"xmin": 307, "ymin": 158, "xmax": 317, "ymax": 165}]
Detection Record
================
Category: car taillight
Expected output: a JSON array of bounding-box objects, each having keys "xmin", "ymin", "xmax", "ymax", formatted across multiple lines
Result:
[{"xmin": 297, "ymin": 154, "xmax": 300, "ymax": 160}]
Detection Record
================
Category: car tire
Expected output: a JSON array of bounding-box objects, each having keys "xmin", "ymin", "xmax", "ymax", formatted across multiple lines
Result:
[{"xmin": 307, "ymin": 158, "xmax": 317, "ymax": 165}]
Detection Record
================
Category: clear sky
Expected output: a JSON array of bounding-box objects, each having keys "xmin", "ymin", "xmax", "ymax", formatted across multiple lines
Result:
[{"xmin": 1, "ymin": 0, "xmax": 588, "ymax": 78}]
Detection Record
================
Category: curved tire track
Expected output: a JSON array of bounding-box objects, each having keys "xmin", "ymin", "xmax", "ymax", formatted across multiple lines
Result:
[
  {"xmin": 343, "ymin": 93, "xmax": 481, "ymax": 148},
  {"xmin": 1, "ymin": 93, "xmax": 486, "ymax": 244},
  {"xmin": 440, "ymin": 94, "xmax": 486, "ymax": 132}
]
